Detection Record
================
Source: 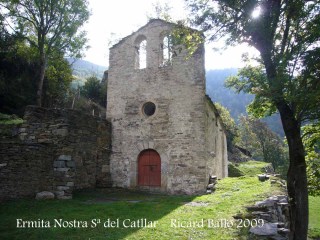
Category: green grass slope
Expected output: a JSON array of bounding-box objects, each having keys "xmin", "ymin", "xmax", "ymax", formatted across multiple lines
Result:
[
  {"xmin": 0, "ymin": 160, "xmax": 318, "ymax": 239},
  {"xmin": 309, "ymin": 195, "xmax": 320, "ymax": 239}
]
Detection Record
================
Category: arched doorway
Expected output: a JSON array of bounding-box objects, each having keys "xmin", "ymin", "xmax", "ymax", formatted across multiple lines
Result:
[{"xmin": 138, "ymin": 149, "xmax": 161, "ymax": 187}]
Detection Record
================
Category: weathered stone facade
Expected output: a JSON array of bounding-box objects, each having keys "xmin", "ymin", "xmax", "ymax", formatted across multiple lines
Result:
[
  {"xmin": 106, "ymin": 19, "xmax": 228, "ymax": 194},
  {"xmin": 0, "ymin": 106, "xmax": 111, "ymax": 201}
]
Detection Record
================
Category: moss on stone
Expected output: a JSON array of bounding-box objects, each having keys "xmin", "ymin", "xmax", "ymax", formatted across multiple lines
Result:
[{"xmin": 228, "ymin": 163, "xmax": 245, "ymax": 177}]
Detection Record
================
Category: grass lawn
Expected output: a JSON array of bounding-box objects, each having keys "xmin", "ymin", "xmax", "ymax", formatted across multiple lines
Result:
[
  {"xmin": 309, "ymin": 195, "xmax": 320, "ymax": 239},
  {"xmin": 0, "ymin": 176, "xmax": 282, "ymax": 240},
  {"xmin": 1, "ymin": 160, "xmax": 318, "ymax": 239},
  {"xmin": 237, "ymin": 160, "xmax": 272, "ymax": 176}
]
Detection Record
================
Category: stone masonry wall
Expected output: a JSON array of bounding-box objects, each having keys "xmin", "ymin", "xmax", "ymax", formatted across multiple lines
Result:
[
  {"xmin": 0, "ymin": 106, "xmax": 111, "ymax": 201},
  {"xmin": 205, "ymin": 96, "xmax": 228, "ymax": 179}
]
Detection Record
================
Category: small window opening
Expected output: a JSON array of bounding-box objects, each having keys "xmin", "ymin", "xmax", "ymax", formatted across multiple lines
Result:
[
  {"xmin": 161, "ymin": 35, "xmax": 173, "ymax": 67},
  {"xmin": 143, "ymin": 102, "xmax": 156, "ymax": 117},
  {"xmin": 136, "ymin": 40, "xmax": 147, "ymax": 69}
]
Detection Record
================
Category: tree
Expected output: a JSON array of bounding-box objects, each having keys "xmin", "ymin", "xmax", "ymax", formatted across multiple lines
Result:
[
  {"xmin": 239, "ymin": 116, "xmax": 288, "ymax": 173},
  {"xmin": 214, "ymin": 102, "xmax": 238, "ymax": 150},
  {"xmin": 302, "ymin": 122, "xmax": 320, "ymax": 196},
  {"xmin": 0, "ymin": 34, "xmax": 38, "ymax": 115},
  {"xmin": 43, "ymin": 53, "xmax": 74, "ymax": 108},
  {"xmin": 0, "ymin": 0, "xmax": 90, "ymax": 106},
  {"xmin": 186, "ymin": 0, "xmax": 320, "ymax": 239},
  {"xmin": 237, "ymin": 115, "xmax": 260, "ymax": 157},
  {"xmin": 81, "ymin": 76, "xmax": 106, "ymax": 106}
]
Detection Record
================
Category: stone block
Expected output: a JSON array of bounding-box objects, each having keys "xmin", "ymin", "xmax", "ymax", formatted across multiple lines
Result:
[
  {"xmin": 249, "ymin": 222, "xmax": 278, "ymax": 236},
  {"xmin": 54, "ymin": 167, "xmax": 69, "ymax": 172},
  {"xmin": 66, "ymin": 182, "xmax": 74, "ymax": 187},
  {"xmin": 19, "ymin": 133, "xmax": 28, "ymax": 140},
  {"xmin": 38, "ymin": 138, "xmax": 52, "ymax": 143},
  {"xmin": 148, "ymin": 140, "xmax": 155, "ymax": 149},
  {"xmin": 65, "ymin": 172, "xmax": 75, "ymax": 178},
  {"xmin": 54, "ymin": 191, "xmax": 65, "ymax": 197},
  {"xmin": 58, "ymin": 155, "xmax": 72, "ymax": 161},
  {"xmin": 258, "ymin": 174, "xmax": 270, "ymax": 182},
  {"xmin": 66, "ymin": 161, "xmax": 75, "ymax": 168},
  {"xmin": 35, "ymin": 191, "xmax": 55, "ymax": 200},
  {"xmin": 52, "ymin": 128, "xmax": 68, "ymax": 136},
  {"xmin": 136, "ymin": 142, "xmax": 144, "ymax": 151},
  {"xmin": 18, "ymin": 128, "xmax": 27, "ymax": 133},
  {"xmin": 53, "ymin": 161, "xmax": 65, "ymax": 168},
  {"xmin": 57, "ymin": 186, "xmax": 70, "ymax": 191}
]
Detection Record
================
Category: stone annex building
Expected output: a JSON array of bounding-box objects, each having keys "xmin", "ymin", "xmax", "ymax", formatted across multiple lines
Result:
[{"xmin": 106, "ymin": 19, "xmax": 228, "ymax": 194}]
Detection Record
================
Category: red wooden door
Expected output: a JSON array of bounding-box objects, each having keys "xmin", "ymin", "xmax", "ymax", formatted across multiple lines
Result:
[{"xmin": 138, "ymin": 150, "xmax": 161, "ymax": 186}]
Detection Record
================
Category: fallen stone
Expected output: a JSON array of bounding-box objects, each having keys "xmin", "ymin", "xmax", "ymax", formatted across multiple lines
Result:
[
  {"xmin": 35, "ymin": 191, "xmax": 55, "ymax": 200},
  {"xmin": 279, "ymin": 198, "xmax": 288, "ymax": 203},
  {"xmin": 278, "ymin": 202, "xmax": 289, "ymax": 207},
  {"xmin": 251, "ymin": 211, "xmax": 270, "ymax": 215},
  {"xmin": 246, "ymin": 205, "xmax": 269, "ymax": 212},
  {"xmin": 54, "ymin": 191, "xmax": 65, "ymax": 197},
  {"xmin": 276, "ymin": 222, "xmax": 285, "ymax": 228},
  {"xmin": 258, "ymin": 174, "xmax": 270, "ymax": 182},
  {"xmin": 256, "ymin": 199, "xmax": 276, "ymax": 207},
  {"xmin": 276, "ymin": 195, "xmax": 287, "ymax": 200},
  {"xmin": 278, "ymin": 228, "xmax": 290, "ymax": 235},
  {"xmin": 209, "ymin": 175, "xmax": 217, "ymax": 180},
  {"xmin": 249, "ymin": 222, "xmax": 278, "ymax": 236}
]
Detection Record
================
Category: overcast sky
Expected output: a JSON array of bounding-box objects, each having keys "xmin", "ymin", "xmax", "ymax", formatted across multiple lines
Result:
[{"xmin": 83, "ymin": 0, "xmax": 257, "ymax": 70}]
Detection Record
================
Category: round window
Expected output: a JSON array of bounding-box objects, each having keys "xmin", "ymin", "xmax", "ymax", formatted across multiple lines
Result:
[{"xmin": 143, "ymin": 102, "xmax": 156, "ymax": 117}]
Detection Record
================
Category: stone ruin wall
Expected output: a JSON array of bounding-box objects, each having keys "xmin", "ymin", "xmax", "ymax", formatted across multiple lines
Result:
[
  {"xmin": 0, "ymin": 106, "xmax": 111, "ymax": 201},
  {"xmin": 205, "ymin": 96, "xmax": 228, "ymax": 180}
]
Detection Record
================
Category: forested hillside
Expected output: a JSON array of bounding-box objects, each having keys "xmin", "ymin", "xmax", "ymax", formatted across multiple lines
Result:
[
  {"xmin": 206, "ymin": 69, "xmax": 283, "ymax": 137},
  {"xmin": 67, "ymin": 58, "xmax": 107, "ymax": 87},
  {"xmin": 206, "ymin": 68, "xmax": 251, "ymax": 118}
]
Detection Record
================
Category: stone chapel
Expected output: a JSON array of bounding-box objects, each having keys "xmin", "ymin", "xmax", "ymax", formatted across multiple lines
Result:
[{"xmin": 106, "ymin": 19, "xmax": 228, "ymax": 195}]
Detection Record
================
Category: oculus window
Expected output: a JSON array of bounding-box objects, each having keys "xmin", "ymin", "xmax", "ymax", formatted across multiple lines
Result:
[{"xmin": 142, "ymin": 102, "xmax": 156, "ymax": 117}]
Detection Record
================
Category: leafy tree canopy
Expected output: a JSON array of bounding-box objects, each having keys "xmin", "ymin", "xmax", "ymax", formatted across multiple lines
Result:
[
  {"xmin": 214, "ymin": 101, "xmax": 237, "ymax": 146},
  {"xmin": 81, "ymin": 76, "xmax": 106, "ymax": 107},
  {"xmin": 302, "ymin": 122, "xmax": 320, "ymax": 196},
  {"xmin": 0, "ymin": 0, "xmax": 90, "ymax": 106}
]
